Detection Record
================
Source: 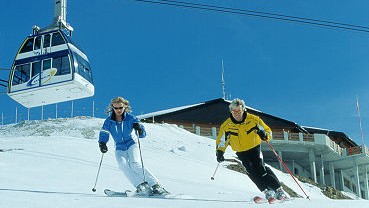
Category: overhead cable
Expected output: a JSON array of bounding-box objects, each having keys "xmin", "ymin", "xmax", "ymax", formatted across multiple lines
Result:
[{"xmin": 129, "ymin": 0, "xmax": 369, "ymax": 33}]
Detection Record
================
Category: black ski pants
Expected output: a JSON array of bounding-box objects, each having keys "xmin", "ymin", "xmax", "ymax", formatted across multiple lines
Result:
[{"xmin": 236, "ymin": 145, "xmax": 281, "ymax": 192}]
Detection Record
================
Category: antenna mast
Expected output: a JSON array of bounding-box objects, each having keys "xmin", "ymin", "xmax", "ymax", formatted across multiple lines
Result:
[
  {"xmin": 221, "ymin": 59, "xmax": 226, "ymax": 99},
  {"xmin": 356, "ymin": 95, "xmax": 365, "ymax": 145}
]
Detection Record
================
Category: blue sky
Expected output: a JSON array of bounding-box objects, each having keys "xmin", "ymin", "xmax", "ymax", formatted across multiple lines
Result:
[{"xmin": 1, "ymin": 0, "xmax": 369, "ymax": 146}]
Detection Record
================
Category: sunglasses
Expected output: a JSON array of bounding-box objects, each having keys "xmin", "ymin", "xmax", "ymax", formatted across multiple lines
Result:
[
  {"xmin": 231, "ymin": 109, "xmax": 243, "ymax": 114},
  {"xmin": 112, "ymin": 106, "xmax": 124, "ymax": 110}
]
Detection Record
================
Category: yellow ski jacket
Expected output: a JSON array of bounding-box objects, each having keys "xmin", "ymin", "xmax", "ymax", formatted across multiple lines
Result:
[{"xmin": 216, "ymin": 113, "xmax": 272, "ymax": 153}]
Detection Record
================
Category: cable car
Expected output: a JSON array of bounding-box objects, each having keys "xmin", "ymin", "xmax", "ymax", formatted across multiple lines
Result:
[{"xmin": 7, "ymin": 0, "xmax": 94, "ymax": 108}]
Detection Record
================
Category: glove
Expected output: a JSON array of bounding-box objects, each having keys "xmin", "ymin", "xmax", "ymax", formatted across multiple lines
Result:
[
  {"xmin": 216, "ymin": 150, "xmax": 225, "ymax": 163},
  {"xmin": 99, "ymin": 142, "xmax": 108, "ymax": 153},
  {"xmin": 257, "ymin": 129, "xmax": 268, "ymax": 141},
  {"xmin": 133, "ymin": 123, "xmax": 143, "ymax": 135}
]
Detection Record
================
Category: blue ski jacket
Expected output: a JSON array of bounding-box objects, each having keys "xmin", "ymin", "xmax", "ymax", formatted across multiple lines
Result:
[{"xmin": 98, "ymin": 112, "xmax": 146, "ymax": 151}]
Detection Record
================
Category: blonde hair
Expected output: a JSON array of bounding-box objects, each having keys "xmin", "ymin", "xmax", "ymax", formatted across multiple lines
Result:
[
  {"xmin": 108, "ymin": 96, "xmax": 132, "ymax": 113},
  {"xmin": 229, "ymin": 98, "xmax": 247, "ymax": 112}
]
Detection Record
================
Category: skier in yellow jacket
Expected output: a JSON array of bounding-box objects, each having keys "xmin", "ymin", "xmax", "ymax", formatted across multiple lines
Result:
[{"xmin": 216, "ymin": 98, "xmax": 286, "ymax": 201}]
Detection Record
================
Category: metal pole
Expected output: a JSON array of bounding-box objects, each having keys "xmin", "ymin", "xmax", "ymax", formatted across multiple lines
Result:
[
  {"xmin": 211, "ymin": 162, "xmax": 220, "ymax": 180},
  {"xmin": 356, "ymin": 96, "xmax": 365, "ymax": 145},
  {"xmin": 41, "ymin": 105, "xmax": 44, "ymax": 120},
  {"xmin": 221, "ymin": 59, "xmax": 226, "ymax": 100},
  {"xmin": 15, "ymin": 107, "xmax": 18, "ymax": 123},
  {"xmin": 265, "ymin": 140, "xmax": 310, "ymax": 200},
  {"xmin": 56, "ymin": 103, "xmax": 58, "ymax": 119},
  {"xmin": 92, "ymin": 153, "xmax": 104, "ymax": 192},
  {"xmin": 136, "ymin": 130, "xmax": 146, "ymax": 182},
  {"xmin": 92, "ymin": 100, "xmax": 95, "ymax": 117},
  {"xmin": 71, "ymin": 101, "xmax": 74, "ymax": 118}
]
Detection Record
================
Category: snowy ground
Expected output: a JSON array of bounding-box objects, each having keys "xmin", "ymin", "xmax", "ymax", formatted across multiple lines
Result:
[{"xmin": 0, "ymin": 117, "xmax": 368, "ymax": 208}]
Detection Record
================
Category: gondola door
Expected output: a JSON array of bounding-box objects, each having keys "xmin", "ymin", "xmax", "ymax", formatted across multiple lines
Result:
[
  {"xmin": 28, "ymin": 61, "xmax": 41, "ymax": 88},
  {"xmin": 43, "ymin": 33, "xmax": 51, "ymax": 54},
  {"xmin": 33, "ymin": 35, "xmax": 42, "ymax": 56},
  {"xmin": 27, "ymin": 35, "xmax": 44, "ymax": 89}
]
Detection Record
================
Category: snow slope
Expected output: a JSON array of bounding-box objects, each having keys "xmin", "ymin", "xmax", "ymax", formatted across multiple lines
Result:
[{"xmin": 0, "ymin": 117, "xmax": 368, "ymax": 208}]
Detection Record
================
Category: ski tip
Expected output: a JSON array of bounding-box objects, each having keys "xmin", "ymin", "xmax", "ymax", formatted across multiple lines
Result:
[
  {"xmin": 253, "ymin": 196, "xmax": 261, "ymax": 201},
  {"xmin": 253, "ymin": 196, "xmax": 267, "ymax": 204},
  {"xmin": 267, "ymin": 197, "xmax": 277, "ymax": 204},
  {"xmin": 104, "ymin": 189, "xmax": 128, "ymax": 197}
]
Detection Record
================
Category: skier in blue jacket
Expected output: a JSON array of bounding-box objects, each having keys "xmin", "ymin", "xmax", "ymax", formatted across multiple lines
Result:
[{"xmin": 98, "ymin": 96, "xmax": 167, "ymax": 195}]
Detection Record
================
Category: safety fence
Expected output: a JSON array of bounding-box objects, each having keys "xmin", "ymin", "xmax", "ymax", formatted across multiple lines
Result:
[{"xmin": 0, "ymin": 100, "xmax": 109, "ymax": 125}]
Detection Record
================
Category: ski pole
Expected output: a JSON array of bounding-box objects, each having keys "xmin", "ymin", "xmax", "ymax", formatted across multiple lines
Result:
[
  {"xmin": 265, "ymin": 140, "xmax": 310, "ymax": 200},
  {"xmin": 136, "ymin": 130, "xmax": 146, "ymax": 182},
  {"xmin": 92, "ymin": 153, "xmax": 104, "ymax": 192},
  {"xmin": 210, "ymin": 162, "xmax": 220, "ymax": 180}
]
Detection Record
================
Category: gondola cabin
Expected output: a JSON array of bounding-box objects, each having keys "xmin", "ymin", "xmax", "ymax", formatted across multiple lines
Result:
[{"xmin": 7, "ymin": 29, "xmax": 94, "ymax": 108}]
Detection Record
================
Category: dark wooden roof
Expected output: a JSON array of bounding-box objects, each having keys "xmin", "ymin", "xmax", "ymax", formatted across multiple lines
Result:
[
  {"xmin": 141, "ymin": 98, "xmax": 230, "ymax": 125},
  {"xmin": 141, "ymin": 98, "xmax": 307, "ymax": 132},
  {"xmin": 302, "ymin": 126, "xmax": 357, "ymax": 147}
]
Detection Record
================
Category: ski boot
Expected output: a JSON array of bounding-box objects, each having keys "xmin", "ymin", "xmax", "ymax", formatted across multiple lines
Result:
[
  {"xmin": 264, "ymin": 189, "xmax": 277, "ymax": 204},
  {"xmin": 151, "ymin": 183, "xmax": 169, "ymax": 196},
  {"xmin": 135, "ymin": 182, "xmax": 152, "ymax": 196},
  {"xmin": 275, "ymin": 187, "xmax": 287, "ymax": 200}
]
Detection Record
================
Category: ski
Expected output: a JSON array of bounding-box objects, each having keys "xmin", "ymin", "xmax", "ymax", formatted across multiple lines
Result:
[
  {"xmin": 104, "ymin": 189, "xmax": 180, "ymax": 199},
  {"xmin": 104, "ymin": 189, "xmax": 152, "ymax": 197},
  {"xmin": 277, "ymin": 197, "xmax": 294, "ymax": 203},
  {"xmin": 253, "ymin": 196, "xmax": 293, "ymax": 204}
]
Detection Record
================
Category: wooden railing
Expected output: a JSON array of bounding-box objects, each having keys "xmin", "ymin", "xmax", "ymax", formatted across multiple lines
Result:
[
  {"xmin": 346, "ymin": 146, "xmax": 363, "ymax": 156},
  {"xmin": 272, "ymin": 132, "xmax": 284, "ymax": 140},
  {"xmin": 271, "ymin": 132, "xmax": 314, "ymax": 142},
  {"xmin": 178, "ymin": 123, "xmax": 317, "ymax": 143},
  {"xmin": 329, "ymin": 140, "xmax": 343, "ymax": 156},
  {"xmin": 180, "ymin": 124, "xmax": 218, "ymax": 138},
  {"xmin": 303, "ymin": 134, "xmax": 314, "ymax": 142},
  {"xmin": 197, "ymin": 126, "xmax": 214, "ymax": 137},
  {"xmin": 169, "ymin": 123, "xmax": 368, "ymax": 157}
]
